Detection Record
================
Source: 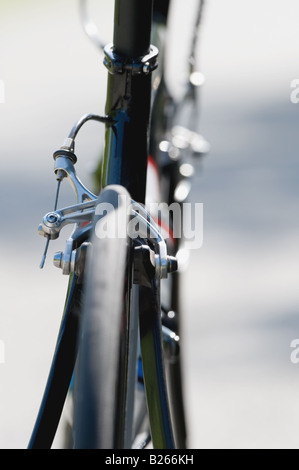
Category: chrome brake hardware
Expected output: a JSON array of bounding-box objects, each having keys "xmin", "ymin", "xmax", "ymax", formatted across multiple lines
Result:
[
  {"xmin": 39, "ymin": 185, "xmax": 177, "ymax": 280},
  {"xmin": 38, "ymin": 114, "xmax": 109, "ymax": 269},
  {"xmin": 53, "ymin": 150, "xmax": 97, "ymax": 203},
  {"xmin": 53, "ymin": 240, "xmax": 91, "ymax": 277},
  {"xmin": 38, "ymin": 200, "xmax": 97, "ymax": 240},
  {"xmin": 130, "ymin": 201, "xmax": 177, "ymax": 281},
  {"xmin": 39, "ymin": 114, "xmax": 177, "ymax": 279},
  {"xmin": 38, "ymin": 143, "xmax": 97, "ymax": 269}
]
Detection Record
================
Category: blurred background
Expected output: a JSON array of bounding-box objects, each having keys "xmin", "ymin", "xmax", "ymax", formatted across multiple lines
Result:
[{"xmin": 0, "ymin": 0, "xmax": 299, "ymax": 449}]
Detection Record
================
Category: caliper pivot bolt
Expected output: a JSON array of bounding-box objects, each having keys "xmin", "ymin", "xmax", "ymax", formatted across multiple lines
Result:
[{"xmin": 167, "ymin": 256, "xmax": 178, "ymax": 274}]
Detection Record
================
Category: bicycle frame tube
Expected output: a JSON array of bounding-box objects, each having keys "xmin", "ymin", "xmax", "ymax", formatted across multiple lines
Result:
[
  {"xmin": 113, "ymin": 0, "xmax": 152, "ymax": 57},
  {"xmin": 102, "ymin": 0, "xmax": 156, "ymax": 204},
  {"xmin": 102, "ymin": 0, "xmax": 178, "ymax": 449},
  {"xmin": 103, "ymin": 0, "xmax": 175, "ymax": 448}
]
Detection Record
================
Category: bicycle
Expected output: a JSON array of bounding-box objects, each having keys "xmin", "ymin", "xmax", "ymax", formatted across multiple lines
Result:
[{"xmin": 28, "ymin": 0, "xmax": 207, "ymax": 449}]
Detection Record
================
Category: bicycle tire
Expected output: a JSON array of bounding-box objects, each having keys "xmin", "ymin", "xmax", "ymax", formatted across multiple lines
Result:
[{"xmin": 73, "ymin": 185, "xmax": 136, "ymax": 449}]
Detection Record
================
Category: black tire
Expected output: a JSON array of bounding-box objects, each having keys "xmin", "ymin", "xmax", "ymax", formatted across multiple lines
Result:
[{"xmin": 73, "ymin": 185, "xmax": 136, "ymax": 449}]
